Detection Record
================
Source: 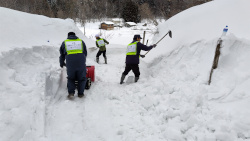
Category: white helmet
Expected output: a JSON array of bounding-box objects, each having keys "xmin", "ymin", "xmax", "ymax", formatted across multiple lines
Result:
[{"xmin": 95, "ymin": 34, "xmax": 100, "ymax": 37}]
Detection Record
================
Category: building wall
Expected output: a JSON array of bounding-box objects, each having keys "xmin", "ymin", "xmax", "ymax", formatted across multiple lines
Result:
[{"xmin": 101, "ymin": 23, "xmax": 114, "ymax": 30}]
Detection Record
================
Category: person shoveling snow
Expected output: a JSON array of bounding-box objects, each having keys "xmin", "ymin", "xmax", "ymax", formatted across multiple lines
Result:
[
  {"xmin": 95, "ymin": 34, "xmax": 109, "ymax": 64},
  {"xmin": 120, "ymin": 34, "xmax": 156, "ymax": 84}
]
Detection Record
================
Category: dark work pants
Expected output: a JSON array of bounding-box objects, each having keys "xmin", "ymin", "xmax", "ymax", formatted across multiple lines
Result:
[
  {"xmin": 67, "ymin": 69, "xmax": 86, "ymax": 95},
  {"xmin": 122, "ymin": 64, "xmax": 140, "ymax": 77},
  {"xmin": 96, "ymin": 50, "xmax": 106, "ymax": 58}
]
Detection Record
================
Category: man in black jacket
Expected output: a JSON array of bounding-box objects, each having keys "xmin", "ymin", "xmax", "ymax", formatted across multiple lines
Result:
[
  {"xmin": 59, "ymin": 32, "xmax": 87, "ymax": 99},
  {"xmin": 120, "ymin": 34, "xmax": 156, "ymax": 84}
]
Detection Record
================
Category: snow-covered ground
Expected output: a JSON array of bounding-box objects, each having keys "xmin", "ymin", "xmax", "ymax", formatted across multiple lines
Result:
[{"xmin": 1, "ymin": 0, "xmax": 250, "ymax": 140}]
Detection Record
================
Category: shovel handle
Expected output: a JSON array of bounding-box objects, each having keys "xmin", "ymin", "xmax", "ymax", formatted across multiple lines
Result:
[
  {"xmin": 144, "ymin": 30, "xmax": 172, "ymax": 56},
  {"xmin": 155, "ymin": 30, "xmax": 172, "ymax": 45}
]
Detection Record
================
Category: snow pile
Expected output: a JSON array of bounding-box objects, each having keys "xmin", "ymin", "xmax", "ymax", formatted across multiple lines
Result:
[
  {"xmin": 147, "ymin": 0, "xmax": 250, "ymax": 60},
  {"xmin": 0, "ymin": 7, "xmax": 93, "ymax": 141},
  {"xmin": 138, "ymin": 0, "xmax": 250, "ymax": 140},
  {"xmin": 139, "ymin": 35, "xmax": 250, "ymax": 140},
  {"xmin": 0, "ymin": 7, "xmax": 94, "ymax": 54}
]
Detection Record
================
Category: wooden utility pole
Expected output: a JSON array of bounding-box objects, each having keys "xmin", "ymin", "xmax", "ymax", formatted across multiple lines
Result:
[
  {"xmin": 143, "ymin": 31, "xmax": 146, "ymax": 44},
  {"xmin": 208, "ymin": 39, "xmax": 223, "ymax": 85}
]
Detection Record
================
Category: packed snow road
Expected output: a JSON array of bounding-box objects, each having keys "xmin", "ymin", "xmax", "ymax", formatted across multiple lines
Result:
[
  {"xmin": 44, "ymin": 44, "xmax": 128, "ymax": 141},
  {"xmin": 43, "ymin": 43, "xmax": 168, "ymax": 141}
]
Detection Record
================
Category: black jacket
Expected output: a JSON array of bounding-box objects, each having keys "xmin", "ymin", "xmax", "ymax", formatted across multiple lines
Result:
[
  {"xmin": 125, "ymin": 40, "xmax": 153, "ymax": 64},
  {"xmin": 59, "ymin": 35, "xmax": 87, "ymax": 70}
]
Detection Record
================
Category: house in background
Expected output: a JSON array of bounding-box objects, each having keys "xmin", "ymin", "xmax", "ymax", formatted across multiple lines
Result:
[
  {"xmin": 112, "ymin": 18, "xmax": 123, "ymax": 27},
  {"xmin": 100, "ymin": 21, "xmax": 114, "ymax": 30},
  {"xmin": 125, "ymin": 22, "xmax": 137, "ymax": 27}
]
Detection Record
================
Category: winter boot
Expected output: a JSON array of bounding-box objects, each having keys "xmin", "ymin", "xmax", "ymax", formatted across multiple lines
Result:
[
  {"xmin": 67, "ymin": 93, "xmax": 74, "ymax": 99},
  {"xmin": 78, "ymin": 93, "xmax": 84, "ymax": 98},
  {"xmin": 120, "ymin": 74, "xmax": 126, "ymax": 84},
  {"xmin": 135, "ymin": 77, "xmax": 139, "ymax": 82},
  {"xmin": 96, "ymin": 57, "xmax": 99, "ymax": 63},
  {"xmin": 104, "ymin": 57, "xmax": 107, "ymax": 64}
]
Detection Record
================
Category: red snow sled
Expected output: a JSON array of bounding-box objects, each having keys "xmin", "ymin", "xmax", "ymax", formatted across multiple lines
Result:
[{"xmin": 75, "ymin": 66, "xmax": 95, "ymax": 90}]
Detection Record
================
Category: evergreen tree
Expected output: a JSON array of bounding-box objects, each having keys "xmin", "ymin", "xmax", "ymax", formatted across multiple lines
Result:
[
  {"xmin": 0, "ymin": 0, "xmax": 212, "ymax": 22},
  {"xmin": 122, "ymin": 0, "xmax": 140, "ymax": 23}
]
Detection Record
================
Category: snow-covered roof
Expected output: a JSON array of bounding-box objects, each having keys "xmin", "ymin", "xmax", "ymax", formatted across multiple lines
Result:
[
  {"xmin": 125, "ymin": 22, "xmax": 137, "ymax": 26},
  {"xmin": 102, "ymin": 21, "xmax": 114, "ymax": 25},
  {"xmin": 112, "ymin": 18, "xmax": 123, "ymax": 22}
]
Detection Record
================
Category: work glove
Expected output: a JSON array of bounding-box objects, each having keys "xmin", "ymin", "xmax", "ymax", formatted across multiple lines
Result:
[
  {"xmin": 140, "ymin": 55, "xmax": 145, "ymax": 58},
  {"xmin": 152, "ymin": 44, "xmax": 157, "ymax": 48},
  {"xmin": 60, "ymin": 62, "xmax": 66, "ymax": 68}
]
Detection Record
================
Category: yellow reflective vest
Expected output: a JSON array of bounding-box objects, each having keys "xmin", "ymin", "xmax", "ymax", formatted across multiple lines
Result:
[
  {"xmin": 64, "ymin": 39, "xmax": 83, "ymax": 55},
  {"xmin": 126, "ymin": 41, "xmax": 138, "ymax": 55}
]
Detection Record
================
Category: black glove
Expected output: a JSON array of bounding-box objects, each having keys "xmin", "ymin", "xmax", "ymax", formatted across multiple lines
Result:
[
  {"xmin": 140, "ymin": 55, "xmax": 145, "ymax": 58},
  {"xmin": 152, "ymin": 44, "xmax": 157, "ymax": 48},
  {"xmin": 60, "ymin": 62, "xmax": 66, "ymax": 68}
]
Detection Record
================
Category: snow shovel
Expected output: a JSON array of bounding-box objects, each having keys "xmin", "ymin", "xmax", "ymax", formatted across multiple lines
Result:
[{"xmin": 144, "ymin": 30, "xmax": 172, "ymax": 56}]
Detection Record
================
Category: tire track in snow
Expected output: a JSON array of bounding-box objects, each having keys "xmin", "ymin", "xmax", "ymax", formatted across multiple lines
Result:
[{"xmin": 43, "ymin": 44, "xmax": 127, "ymax": 141}]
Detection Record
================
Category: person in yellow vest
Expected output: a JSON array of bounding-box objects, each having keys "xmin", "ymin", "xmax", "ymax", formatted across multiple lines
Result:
[
  {"xmin": 120, "ymin": 34, "xmax": 156, "ymax": 84},
  {"xmin": 95, "ymin": 34, "xmax": 109, "ymax": 64},
  {"xmin": 59, "ymin": 32, "xmax": 87, "ymax": 99}
]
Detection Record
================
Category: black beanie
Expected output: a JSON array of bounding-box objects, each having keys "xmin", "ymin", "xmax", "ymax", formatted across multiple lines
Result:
[{"xmin": 68, "ymin": 32, "xmax": 75, "ymax": 36}]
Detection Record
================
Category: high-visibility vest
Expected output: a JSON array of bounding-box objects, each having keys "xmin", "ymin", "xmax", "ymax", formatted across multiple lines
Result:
[
  {"xmin": 64, "ymin": 39, "xmax": 83, "ymax": 55},
  {"xmin": 97, "ymin": 38, "xmax": 105, "ymax": 47},
  {"xmin": 126, "ymin": 41, "xmax": 138, "ymax": 55}
]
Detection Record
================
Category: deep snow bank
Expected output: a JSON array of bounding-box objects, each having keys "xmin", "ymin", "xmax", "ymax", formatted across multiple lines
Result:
[
  {"xmin": 0, "ymin": 7, "xmax": 93, "ymax": 141},
  {"xmin": 0, "ymin": 7, "xmax": 94, "ymax": 54},
  {"xmin": 145, "ymin": 0, "xmax": 250, "ymax": 61},
  {"xmin": 140, "ymin": 35, "xmax": 250, "ymax": 140},
  {"xmin": 0, "ymin": 45, "xmax": 60, "ymax": 140},
  {"xmin": 136, "ymin": 0, "xmax": 250, "ymax": 140}
]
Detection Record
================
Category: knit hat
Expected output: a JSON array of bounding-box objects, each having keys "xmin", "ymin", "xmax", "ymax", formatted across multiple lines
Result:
[
  {"xmin": 95, "ymin": 34, "xmax": 100, "ymax": 38},
  {"xmin": 68, "ymin": 32, "xmax": 75, "ymax": 36}
]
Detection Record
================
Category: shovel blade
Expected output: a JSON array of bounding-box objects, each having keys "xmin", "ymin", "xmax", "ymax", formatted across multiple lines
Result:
[{"xmin": 169, "ymin": 30, "xmax": 172, "ymax": 38}]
